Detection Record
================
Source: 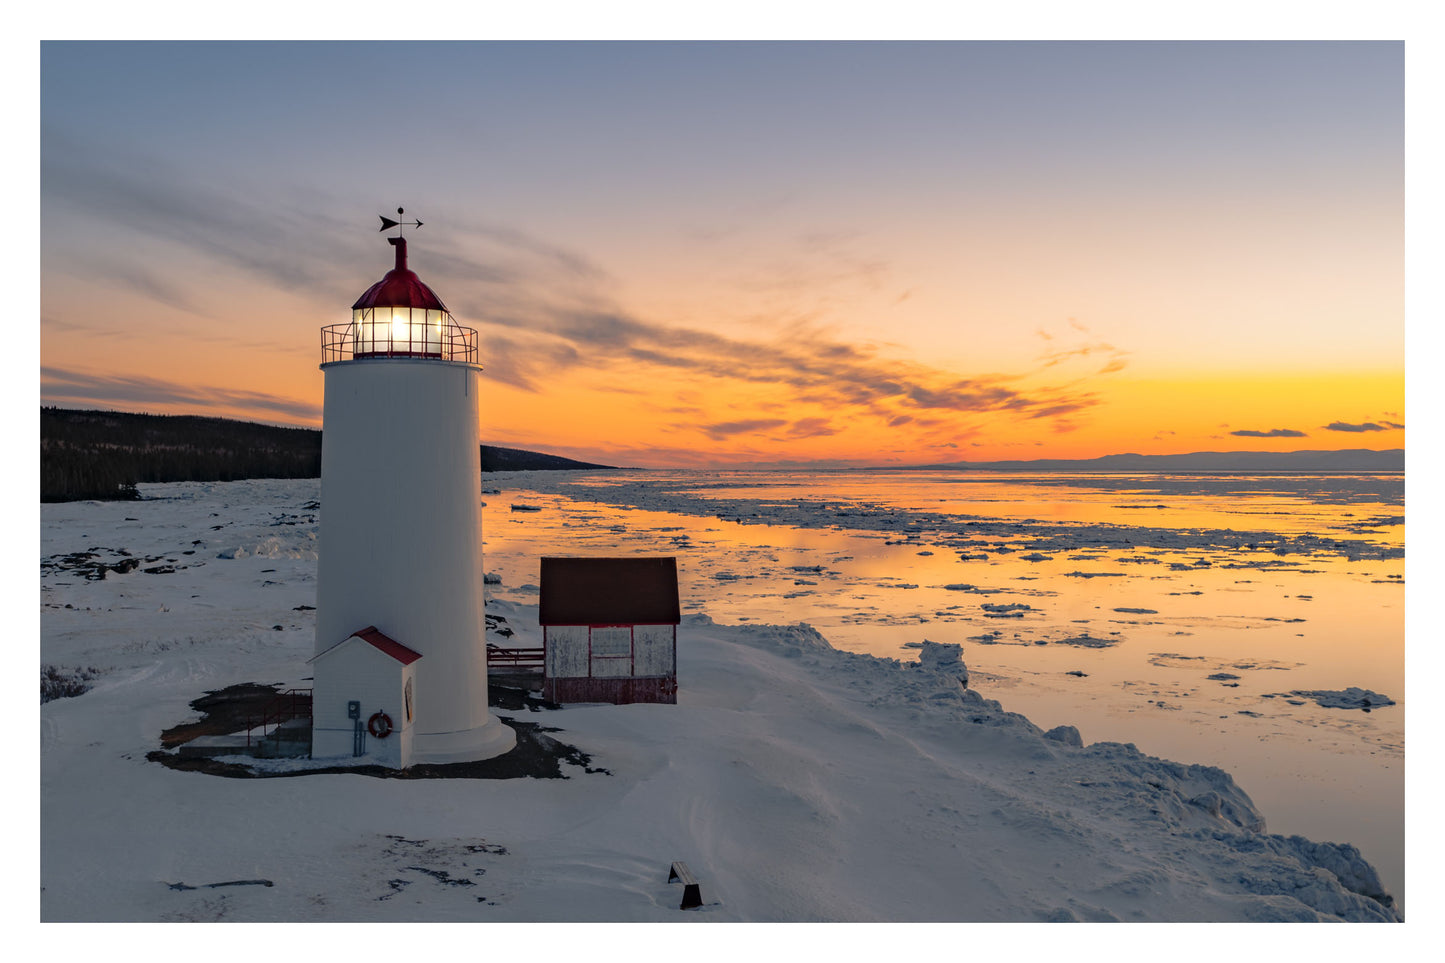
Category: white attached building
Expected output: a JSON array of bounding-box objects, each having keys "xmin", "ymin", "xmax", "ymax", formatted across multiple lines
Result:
[{"xmin": 310, "ymin": 626, "xmax": 421, "ymax": 768}]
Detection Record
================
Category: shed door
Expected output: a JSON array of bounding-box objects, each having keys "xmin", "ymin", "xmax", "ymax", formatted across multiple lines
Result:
[{"xmin": 590, "ymin": 626, "xmax": 633, "ymax": 678}]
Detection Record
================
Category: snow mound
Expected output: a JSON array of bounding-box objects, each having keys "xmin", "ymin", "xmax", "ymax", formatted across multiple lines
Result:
[
  {"xmin": 216, "ymin": 535, "xmax": 317, "ymax": 560},
  {"xmin": 915, "ymin": 639, "xmax": 969, "ymax": 688},
  {"xmin": 1044, "ymin": 725, "xmax": 1083, "ymax": 747},
  {"xmin": 726, "ymin": 620, "xmax": 836, "ymax": 657},
  {"xmin": 1188, "ymin": 832, "xmax": 1399, "ymax": 921}
]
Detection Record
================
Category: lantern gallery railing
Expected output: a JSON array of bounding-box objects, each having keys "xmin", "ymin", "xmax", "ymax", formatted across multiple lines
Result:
[{"xmin": 321, "ymin": 310, "xmax": 479, "ymax": 364}]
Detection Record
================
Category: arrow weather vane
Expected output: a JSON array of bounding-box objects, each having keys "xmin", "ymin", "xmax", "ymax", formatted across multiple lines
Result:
[{"xmin": 379, "ymin": 207, "xmax": 424, "ymax": 236}]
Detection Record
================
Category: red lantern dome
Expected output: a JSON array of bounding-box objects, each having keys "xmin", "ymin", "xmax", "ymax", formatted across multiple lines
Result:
[{"xmin": 351, "ymin": 237, "xmax": 449, "ymax": 312}]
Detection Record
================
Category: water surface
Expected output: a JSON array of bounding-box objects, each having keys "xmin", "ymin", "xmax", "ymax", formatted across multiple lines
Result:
[{"xmin": 480, "ymin": 470, "xmax": 1405, "ymax": 908}]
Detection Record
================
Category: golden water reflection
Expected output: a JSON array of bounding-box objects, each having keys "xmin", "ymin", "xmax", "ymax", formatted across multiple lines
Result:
[{"xmin": 482, "ymin": 470, "xmax": 1404, "ymax": 908}]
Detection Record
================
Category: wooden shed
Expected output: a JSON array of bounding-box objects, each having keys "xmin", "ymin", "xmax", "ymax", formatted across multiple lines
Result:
[
  {"xmin": 309, "ymin": 626, "xmax": 421, "ymax": 768},
  {"xmin": 539, "ymin": 556, "xmax": 680, "ymax": 704}
]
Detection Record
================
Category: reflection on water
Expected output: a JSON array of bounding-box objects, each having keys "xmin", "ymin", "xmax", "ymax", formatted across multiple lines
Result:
[{"xmin": 482, "ymin": 470, "xmax": 1405, "ymax": 909}]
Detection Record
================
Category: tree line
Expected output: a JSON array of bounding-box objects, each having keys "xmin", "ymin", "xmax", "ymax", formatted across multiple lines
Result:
[
  {"xmin": 41, "ymin": 407, "xmax": 614, "ymax": 502},
  {"xmin": 41, "ymin": 408, "xmax": 323, "ymax": 501}
]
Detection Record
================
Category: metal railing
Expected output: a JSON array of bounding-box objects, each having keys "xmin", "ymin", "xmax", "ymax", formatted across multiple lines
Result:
[
  {"xmin": 487, "ymin": 644, "xmax": 545, "ymax": 669},
  {"xmin": 245, "ymin": 687, "xmax": 314, "ymax": 747},
  {"xmin": 321, "ymin": 319, "xmax": 479, "ymax": 364}
]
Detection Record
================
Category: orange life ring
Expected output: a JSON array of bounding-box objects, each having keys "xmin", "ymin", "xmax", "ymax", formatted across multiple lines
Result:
[{"xmin": 367, "ymin": 711, "xmax": 394, "ymax": 738}]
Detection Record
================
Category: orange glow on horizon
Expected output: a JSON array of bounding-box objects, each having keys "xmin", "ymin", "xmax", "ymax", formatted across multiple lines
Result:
[{"xmin": 40, "ymin": 327, "xmax": 1405, "ymax": 468}]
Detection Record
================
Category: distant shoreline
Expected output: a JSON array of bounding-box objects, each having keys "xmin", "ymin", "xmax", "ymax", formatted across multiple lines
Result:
[
  {"xmin": 897, "ymin": 449, "xmax": 1403, "ymax": 473},
  {"xmin": 39, "ymin": 407, "xmax": 1402, "ymax": 501}
]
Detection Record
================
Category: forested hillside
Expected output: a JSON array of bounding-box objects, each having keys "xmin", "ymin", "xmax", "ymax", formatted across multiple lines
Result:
[{"xmin": 40, "ymin": 408, "xmax": 613, "ymax": 502}]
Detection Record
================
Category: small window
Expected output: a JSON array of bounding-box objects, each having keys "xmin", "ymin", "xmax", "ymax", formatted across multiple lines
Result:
[
  {"xmin": 590, "ymin": 626, "xmax": 633, "ymax": 678},
  {"xmin": 591, "ymin": 626, "xmax": 632, "ymax": 659}
]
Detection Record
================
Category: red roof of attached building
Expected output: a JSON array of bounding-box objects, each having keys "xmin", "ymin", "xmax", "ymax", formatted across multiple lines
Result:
[
  {"xmin": 351, "ymin": 236, "xmax": 450, "ymax": 312},
  {"xmin": 539, "ymin": 557, "xmax": 681, "ymax": 626},
  {"xmin": 351, "ymin": 626, "xmax": 424, "ymax": 665},
  {"xmin": 310, "ymin": 625, "xmax": 425, "ymax": 666}
]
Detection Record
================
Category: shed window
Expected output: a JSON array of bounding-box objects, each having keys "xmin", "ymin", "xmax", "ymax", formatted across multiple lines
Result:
[
  {"xmin": 591, "ymin": 626, "xmax": 632, "ymax": 679},
  {"xmin": 591, "ymin": 626, "xmax": 632, "ymax": 659}
]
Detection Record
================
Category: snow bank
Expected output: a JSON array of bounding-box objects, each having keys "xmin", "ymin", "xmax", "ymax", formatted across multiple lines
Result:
[
  {"xmin": 215, "ymin": 534, "xmax": 318, "ymax": 560},
  {"xmin": 668, "ymin": 616, "xmax": 1398, "ymax": 921}
]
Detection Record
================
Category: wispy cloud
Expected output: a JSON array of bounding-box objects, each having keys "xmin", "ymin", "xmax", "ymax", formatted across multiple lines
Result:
[
  {"xmin": 1324, "ymin": 420, "xmax": 1403, "ymax": 432},
  {"xmin": 67, "ymin": 253, "xmax": 208, "ymax": 316},
  {"xmin": 1033, "ymin": 319, "xmax": 1128, "ymax": 377},
  {"xmin": 42, "ymin": 131, "xmax": 363, "ymax": 302},
  {"xmin": 1230, "ymin": 428, "xmax": 1307, "ymax": 438},
  {"xmin": 41, "ymin": 366, "xmax": 320, "ymax": 423},
  {"xmin": 1037, "ymin": 341, "xmax": 1124, "ymax": 369},
  {"xmin": 42, "ymin": 134, "xmax": 1129, "ymax": 447},
  {"xmin": 480, "ymin": 304, "xmax": 1115, "ymax": 439},
  {"xmin": 698, "ymin": 418, "xmax": 789, "ymax": 441},
  {"xmin": 787, "ymin": 417, "xmax": 840, "ymax": 439}
]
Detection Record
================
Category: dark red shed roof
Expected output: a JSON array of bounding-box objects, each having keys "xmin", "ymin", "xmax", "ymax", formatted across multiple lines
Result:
[
  {"xmin": 539, "ymin": 557, "xmax": 680, "ymax": 626},
  {"xmin": 351, "ymin": 236, "xmax": 449, "ymax": 312}
]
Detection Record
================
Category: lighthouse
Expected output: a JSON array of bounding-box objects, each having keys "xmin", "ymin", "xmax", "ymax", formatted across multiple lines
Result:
[{"xmin": 309, "ymin": 215, "xmax": 516, "ymax": 767}]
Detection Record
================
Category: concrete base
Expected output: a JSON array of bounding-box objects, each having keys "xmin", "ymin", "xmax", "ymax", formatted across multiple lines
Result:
[
  {"xmin": 254, "ymin": 717, "xmax": 312, "ymax": 758},
  {"xmin": 176, "ymin": 733, "xmax": 254, "ymax": 759},
  {"xmin": 176, "ymin": 718, "xmax": 311, "ymax": 761},
  {"xmin": 410, "ymin": 719, "xmax": 517, "ymax": 764}
]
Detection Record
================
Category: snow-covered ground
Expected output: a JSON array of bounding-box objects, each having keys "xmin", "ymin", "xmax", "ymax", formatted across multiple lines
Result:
[{"xmin": 40, "ymin": 478, "xmax": 1402, "ymax": 924}]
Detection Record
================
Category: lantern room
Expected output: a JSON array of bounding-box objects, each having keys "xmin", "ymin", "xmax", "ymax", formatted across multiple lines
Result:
[{"xmin": 320, "ymin": 235, "xmax": 478, "ymax": 363}]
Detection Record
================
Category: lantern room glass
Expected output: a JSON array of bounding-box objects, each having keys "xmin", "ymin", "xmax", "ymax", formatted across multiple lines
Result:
[{"xmin": 351, "ymin": 306, "xmax": 448, "ymax": 358}]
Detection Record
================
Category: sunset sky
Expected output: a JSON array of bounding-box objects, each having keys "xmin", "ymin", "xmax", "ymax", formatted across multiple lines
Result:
[{"xmin": 39, "ymin": 40, "xmax": 1404, "ymax": 468}]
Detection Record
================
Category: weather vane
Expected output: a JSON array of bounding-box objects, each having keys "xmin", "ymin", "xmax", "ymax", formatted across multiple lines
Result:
[{"xmin": 378, "ymin": 207, "xmax": 424, "ymax": 236}]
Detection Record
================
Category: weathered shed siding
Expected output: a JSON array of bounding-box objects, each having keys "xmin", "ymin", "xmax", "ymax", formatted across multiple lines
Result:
[
  {"xmin": 545, "ymin": 625, "xmax": 589, "ymax": 678},
  {"xmin": 634, "ymin": 625, "xmax": 676, "ymax": 677},
  {"xmin": 545, "ymin": 676, "xmax": 676, "ymax": 704},
  {"xmin": 542, "ymin": 623, "xmax": 677, "ymax": 704}
]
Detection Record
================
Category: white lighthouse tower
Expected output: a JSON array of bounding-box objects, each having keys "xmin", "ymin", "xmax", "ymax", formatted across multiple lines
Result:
[{"xmin": 310, "ymin": 215, "xmax": 515, "ymax": 766}]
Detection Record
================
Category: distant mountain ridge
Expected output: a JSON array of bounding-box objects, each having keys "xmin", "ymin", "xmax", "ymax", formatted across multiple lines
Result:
[
  {"xmin": 40, "ymin": 407, "xmax": 615, "ymax": 502},
  {"xmin": 909, "ymin": 448, "xmax": 1404, "ymax": 472}
]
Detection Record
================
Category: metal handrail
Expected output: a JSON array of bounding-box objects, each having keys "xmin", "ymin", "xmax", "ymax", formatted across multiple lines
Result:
[
  {"xmin": 245, "ymin": 687, "xmax": 314, "ymax": 747},
  {"xmin": 321, "ymin": 319, "xmax": 479, "ymax": 365},
  {"xmin": 486, "ymin": 644, "xmax": 545, "ymax": 667}
]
